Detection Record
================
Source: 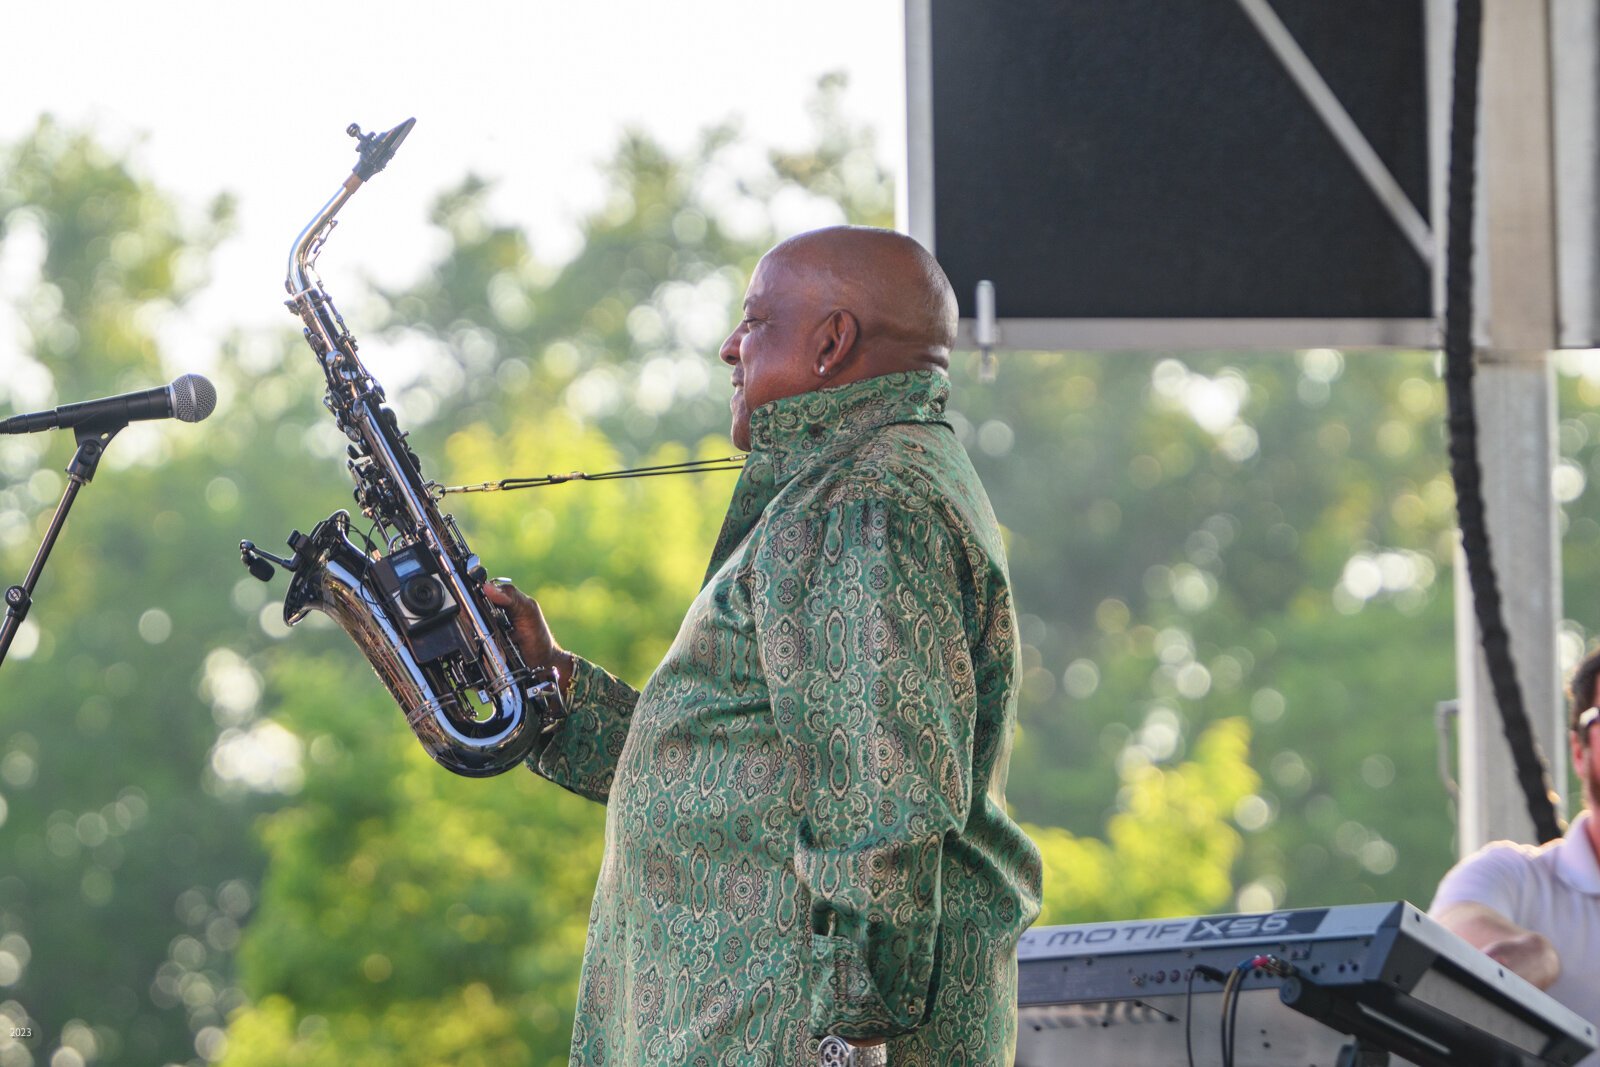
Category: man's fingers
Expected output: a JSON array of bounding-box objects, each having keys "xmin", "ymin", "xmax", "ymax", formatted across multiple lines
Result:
[
  {"xmin": 483, "ymin": 578, "xmax": 528, "ymax": 612},
  {"xmin": 480, "ymin": 577, "xmax": 563, "ymax": 675},
  {"xmin": 482, "ymin": 578, "xmax": 545, "ymax": 632}
]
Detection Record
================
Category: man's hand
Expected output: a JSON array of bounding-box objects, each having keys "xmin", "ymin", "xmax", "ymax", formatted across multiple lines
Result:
[
  {"xmin": 482, "ymin": 578, "xmax": 573, "ymax": 692},
  {"xmin": 1435, "ymin": 902, "xmax": 1561, "ymax": 989},
  {"xmin": 1481, "ymin": 930, "xmax": 1562, "ymax": 988}
]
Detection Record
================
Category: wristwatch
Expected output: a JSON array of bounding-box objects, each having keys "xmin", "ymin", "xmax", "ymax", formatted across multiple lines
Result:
[{"xmin": 819, "ymin": 1035, "xmax": 887, "ymax": 1067}]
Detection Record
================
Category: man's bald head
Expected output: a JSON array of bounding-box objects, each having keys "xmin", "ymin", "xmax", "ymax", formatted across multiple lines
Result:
[
  {"xmin": 763, "ymin": 226, "xmax": 959, "ymax": 372},
  {"xmin": 718, "ymin": 226, "xmax": 959, "ymax": 449}
]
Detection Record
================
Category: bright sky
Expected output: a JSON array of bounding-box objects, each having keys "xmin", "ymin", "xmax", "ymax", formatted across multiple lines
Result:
[{"xmin": 3, "ymin": 0, "xmax": 906, "ymax": 379}]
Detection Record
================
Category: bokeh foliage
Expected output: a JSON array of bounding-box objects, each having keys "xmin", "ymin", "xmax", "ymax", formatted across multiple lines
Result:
[
  {"xmin": 955, "ymin": 345, "xmax": 1464, "ymax": 911},
  {"xmin": 5, "ymin": 77, "xmax": 1600, "ymax": 1067}
]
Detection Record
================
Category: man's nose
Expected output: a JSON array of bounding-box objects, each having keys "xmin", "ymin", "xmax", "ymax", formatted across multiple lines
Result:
[{"xmin": 718, "ymin": 328, "xmax": 742, "ymax": 366}]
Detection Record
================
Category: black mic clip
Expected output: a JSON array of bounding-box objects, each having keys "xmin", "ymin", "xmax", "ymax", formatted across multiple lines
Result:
[
  {"xmin": 67, "ymin": 421, "xmax": 122, "ymax": 483},
  {"xmin": 240, "ymin": 540, "xmax": 295, "ymax": 583}
]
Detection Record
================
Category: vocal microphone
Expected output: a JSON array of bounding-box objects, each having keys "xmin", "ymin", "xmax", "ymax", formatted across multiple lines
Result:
[{"xmin": 0, "ymin": 374, "xmax": 217, "ymax": 435}]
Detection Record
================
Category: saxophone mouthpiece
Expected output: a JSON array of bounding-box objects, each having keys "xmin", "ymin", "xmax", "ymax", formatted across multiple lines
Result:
[{"xmin": 349, "ymin": 118, "xmax": 417, "ymax": 181}]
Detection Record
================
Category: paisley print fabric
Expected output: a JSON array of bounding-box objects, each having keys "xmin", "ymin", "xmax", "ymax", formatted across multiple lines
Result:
[{"xmin": 530, "ymin": 371, "xmax": 1042, "ymax": 1066}]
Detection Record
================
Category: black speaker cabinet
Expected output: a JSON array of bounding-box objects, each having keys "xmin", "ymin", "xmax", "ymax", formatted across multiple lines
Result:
[{"xmin": 905, "ymin": 0, "xmax": 1438, "ymax": 349}]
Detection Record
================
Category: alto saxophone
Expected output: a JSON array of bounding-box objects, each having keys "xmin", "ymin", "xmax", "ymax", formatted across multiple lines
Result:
[{"xmin": 240, "ymin": 119, "xmax": 563, "ymax": 777}]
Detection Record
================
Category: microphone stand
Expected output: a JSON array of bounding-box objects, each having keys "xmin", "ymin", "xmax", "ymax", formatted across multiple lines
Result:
[{"xmin": 0, "ymin": 422, "xmax": 121, "ymax": 668}]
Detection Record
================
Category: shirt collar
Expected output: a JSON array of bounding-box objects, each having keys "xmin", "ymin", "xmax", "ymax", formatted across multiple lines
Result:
[
  {"xmin": 1556, "ymin": 810, "xmax": 1600, "ymax": 894},
  {"xmin": 702, "ymin": 370, "xmax": 952, "ymax": 585},
  {"xmin": 746, "ymin": 370, "xmax": 951, "ymax": 483}
]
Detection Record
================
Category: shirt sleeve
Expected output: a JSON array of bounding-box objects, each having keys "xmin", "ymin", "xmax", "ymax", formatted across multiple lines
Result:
[
  {"xmin": 1429, "ymin": 844, "xmax": 1530, "ymax": 920},
  {"xmin": 750, "ymin": 493, "xmax": 981, "ymax": 1040},
  {"xmin": 526, "ymin": 656, "xmax": 640, "ymax": 803}
]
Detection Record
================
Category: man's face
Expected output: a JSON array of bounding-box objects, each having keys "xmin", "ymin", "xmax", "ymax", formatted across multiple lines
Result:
[{"xmin": 719, "ymin": 253, "xmax": 825, "ymax": 451}]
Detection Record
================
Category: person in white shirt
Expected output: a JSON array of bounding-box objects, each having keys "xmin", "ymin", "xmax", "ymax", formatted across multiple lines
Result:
[{"xmin": 1430, "ymin": 647, "xmax": 1600, "ymax": 1058}]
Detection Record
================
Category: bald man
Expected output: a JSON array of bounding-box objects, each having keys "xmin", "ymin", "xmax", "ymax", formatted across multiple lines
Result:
[{"xmin": 487, "ymin": 227, "xmax": 1041, "ymax": 1067}]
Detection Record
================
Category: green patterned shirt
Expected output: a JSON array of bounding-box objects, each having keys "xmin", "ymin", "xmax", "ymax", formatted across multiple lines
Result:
[{"xmin": 532, "ymin": 371, "xmax": 1042, "ymax": 1066}]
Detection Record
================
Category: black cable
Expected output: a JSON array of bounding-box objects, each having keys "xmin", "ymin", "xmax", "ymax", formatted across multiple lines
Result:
[
  {"xmin": 1218, "ymin": 966, "xmax": 1242, "ymax": 1067},
  {"xmin": 1184, "ymin": 967, "xmax": 1204, "ymax": 1067},
  {"xmin": 1441, "ymin": 0, "xmax": 1563, "ymax": 842},
  {"xmin": 1225, "ymin": 966, "xmax": 1247, "ymax": 1067},
  {"xmin": 1214, "ymin": 956, "xmax": 1292, "ymax": 1067}
]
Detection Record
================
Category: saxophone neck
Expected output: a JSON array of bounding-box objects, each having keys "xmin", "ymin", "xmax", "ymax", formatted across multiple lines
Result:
[
  {"xmin": 284, "ymin": 118, "xmax": 417, "ymax": 299},
  {"xmin": 285, "ymin": 180, "xmax": 360, "ymax": 299}
]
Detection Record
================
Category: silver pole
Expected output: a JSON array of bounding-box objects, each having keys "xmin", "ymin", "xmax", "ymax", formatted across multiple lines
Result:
[{"xmin": 1448, "ymin": 0, "xmax": 1567, "ymax": 851}]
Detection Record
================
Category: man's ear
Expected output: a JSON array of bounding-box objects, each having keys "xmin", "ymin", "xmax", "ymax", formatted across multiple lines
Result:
[{"xmin": 814, "ymin": 309, "xmax": 860, "ymax": 378}]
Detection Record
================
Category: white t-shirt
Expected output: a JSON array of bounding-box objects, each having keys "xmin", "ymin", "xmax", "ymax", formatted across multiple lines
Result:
[{"xmin": 1430, "ymin": 811, "xmax": 1600, "ymax": 1065}]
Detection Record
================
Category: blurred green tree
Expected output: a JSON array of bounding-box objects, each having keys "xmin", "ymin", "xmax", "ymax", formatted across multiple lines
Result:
[
  {"xmin": 1028, "ymin": 717, "xmax": 1259, "ymax": 923},
  {"xmin": 0, "ymin": 118, "xmax": 270, "ymax": 1067},
  {"xmin": 952, "ymin": 348, "xmax": 1462, "ymax": 910}
]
